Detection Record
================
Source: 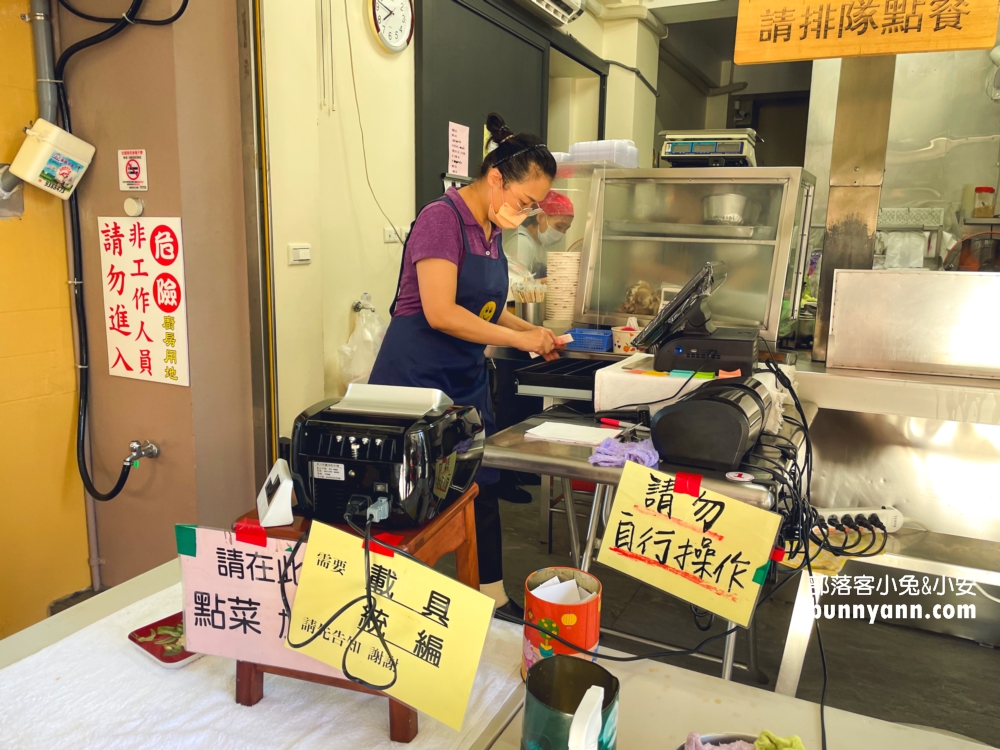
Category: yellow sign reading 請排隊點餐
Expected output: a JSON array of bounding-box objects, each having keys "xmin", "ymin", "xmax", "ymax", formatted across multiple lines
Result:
[
  {"xmin": 597, "ymin": 462, "xmax": 782, "ymax": 628},
  {"xmin": 735, "ymin": 0, "xmax": 999, "ymax": 65},
  {"xmin": 286, "ymin": 522, "xmax": 494, "ymax": 730}
]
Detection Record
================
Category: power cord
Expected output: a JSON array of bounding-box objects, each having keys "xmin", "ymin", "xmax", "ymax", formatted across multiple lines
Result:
[{"xmin": 57, "ymin": 0, "xmax": 188, "ymax": 25}]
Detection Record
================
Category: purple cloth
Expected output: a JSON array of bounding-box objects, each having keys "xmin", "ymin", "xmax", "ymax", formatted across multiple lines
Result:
[
  {"xmin": 393, "ymin": 187, "xmax": 503, "ymax": 317},
  {"xmin": 588, "ymin": 438, "xmax": 659, "ymax": 468},
  {"xmin": 684, "ymin": 733, "xmax": 756, "ymax": 750}
]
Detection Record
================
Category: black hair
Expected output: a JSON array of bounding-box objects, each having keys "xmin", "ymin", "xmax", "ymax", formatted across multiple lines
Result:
[{"xmin": 480, "ymin": 112, "xmax": 557, "ymax": 183}]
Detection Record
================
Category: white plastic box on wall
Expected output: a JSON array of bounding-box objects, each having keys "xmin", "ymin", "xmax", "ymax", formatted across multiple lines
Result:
[{"xmin": 9, "ymin": 118, "xmax": 95, "ymax": 200}]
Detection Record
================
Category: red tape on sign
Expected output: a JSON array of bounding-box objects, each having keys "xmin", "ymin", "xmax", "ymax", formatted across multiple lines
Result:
[
  {"xmin": 234, "ymin": 519, "xmax": 267, "ymax": 547},
  {"xmin": 770, "ymin": 547, "xmax": 786, "ymax": 562},
  {"xmin": 675, "ymin": 471, "xmax": 703, "ymax": 497},
  {"xmin": 363, "ymin": 532, "xmax": 405, "ymax": 558}
]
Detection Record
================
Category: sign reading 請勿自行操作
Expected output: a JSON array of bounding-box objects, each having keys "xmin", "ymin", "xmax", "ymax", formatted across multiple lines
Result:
[
  {"xmin": 597, "ymin": 462, "xmax": 782, "ymax": 628},
  {"xmin": 735, "ymin": 0, "xmax": 999, "ymax": 64}
]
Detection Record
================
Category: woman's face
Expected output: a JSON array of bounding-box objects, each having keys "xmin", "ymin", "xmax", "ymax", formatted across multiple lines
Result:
[
  {"xmin": 487, "ymin": 168, "xmax": 552, "ymax": 216},
  {"xmin": 548, "ymin": 215, "xmax": 574, "ymax": 233}
]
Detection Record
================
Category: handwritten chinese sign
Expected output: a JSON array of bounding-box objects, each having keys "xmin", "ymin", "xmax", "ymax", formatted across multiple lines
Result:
[
  {"xmin": 288, "ymin": 522, "xmax": 494, "ymax": 730},
  {"xmin": 98, "ymin": 216, "xmax": 189, "ymax": 386},
  {"xmin": 179, "ymin": 526, "xmax": 344, "ymax": 678},
  {"xmin": 735, "ymin": 0, "xmax": 999, "ymax": 64},
  {"xmin": 597, "ymin": 462, "xmax": 781, "ymax": 627}
]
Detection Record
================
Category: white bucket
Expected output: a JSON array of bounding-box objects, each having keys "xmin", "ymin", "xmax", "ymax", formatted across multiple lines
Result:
[
  {"xmin": 612, "ymin": 316, "xmax": 640, "ymax": 354},
  {"xmin": 10, "ymin": 118, "xmax": 95, "ymax": 199}
]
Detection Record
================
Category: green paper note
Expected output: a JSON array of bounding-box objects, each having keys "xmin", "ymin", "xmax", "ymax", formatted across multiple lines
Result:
[{"xmin": 175, "ymin": 524, "xmax": 197, "ymax": 556}]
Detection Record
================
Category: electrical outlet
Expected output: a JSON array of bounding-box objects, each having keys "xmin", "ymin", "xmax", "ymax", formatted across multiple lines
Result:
[
  {"xmin": 383, "ymin": 226, "xmax": 409, "ymax": 244},
  {"xmin": 812, "ymin": 506, "xmax": 905, "ymax": 533}
]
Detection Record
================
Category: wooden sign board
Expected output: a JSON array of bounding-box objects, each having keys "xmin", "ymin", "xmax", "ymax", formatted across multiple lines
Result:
[
  {"xmin": 735, "ymin": 0, "xmax": 1000, "ymax": 64},
  {"xmin": 596, "ymin": 463, "xmax": 782, "ymax": 628}
]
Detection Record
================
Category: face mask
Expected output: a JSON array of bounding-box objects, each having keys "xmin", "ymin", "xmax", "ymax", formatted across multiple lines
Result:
[
  {"xmin": 488, "ymin": 184, "xmax": 527, "ymax": 230},
  {"xmin": 538, "ymin": 226, "xmax": 565, "ymax": 246}
]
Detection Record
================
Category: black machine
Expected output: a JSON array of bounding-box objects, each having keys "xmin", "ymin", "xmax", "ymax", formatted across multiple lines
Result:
[
  {"xmin": 650, "ymin": 376, "xmax": 773, "ymax": 472},
  {"xmin": 290, "ymin": 385, "xmax": 485, "ymax": 528},
  {"xmin": 631, "ymin": 262, "xmax": 758, "ymax": 376}
]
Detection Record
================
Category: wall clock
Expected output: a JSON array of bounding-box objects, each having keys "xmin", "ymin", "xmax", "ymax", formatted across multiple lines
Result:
[{"xmin": 369, "ymin": 0, "xmax": 413, "ymax": 53}]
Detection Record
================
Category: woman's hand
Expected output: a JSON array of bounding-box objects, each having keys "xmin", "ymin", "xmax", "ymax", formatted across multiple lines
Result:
[{"xmin": 514, "ymin": 327, "xmax": 560, "ymax": 360}]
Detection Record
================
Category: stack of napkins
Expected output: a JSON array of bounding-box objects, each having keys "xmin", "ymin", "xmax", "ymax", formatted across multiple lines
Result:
[
  {"xmin": 524, "ymin": 421, "xmax": 621, "ymax": 447},
  {"xmin": 531, "ymin": 575, "xmax": 596, "ymax": 604}
]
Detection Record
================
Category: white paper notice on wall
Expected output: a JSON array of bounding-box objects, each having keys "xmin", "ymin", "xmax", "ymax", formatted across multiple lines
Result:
[
  {"xmin": 98, "ymin": 216, "xmax": 190, "ymax": 386},
  {"xmin": 117, "ymin": 149, "xmax": 148, "ymax": 191},
  {"xmin": 448, "ymin": 121, "xmax": 469, "ymax": 177}
]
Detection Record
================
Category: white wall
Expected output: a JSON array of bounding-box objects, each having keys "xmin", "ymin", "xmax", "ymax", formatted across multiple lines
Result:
[
  {"xmin": 262, "ymin": 0, "xmax": 326, "ymax": 436},
  {"xmin": 316, "ymin": 0, "xmax": 415, "ymax": 400}
]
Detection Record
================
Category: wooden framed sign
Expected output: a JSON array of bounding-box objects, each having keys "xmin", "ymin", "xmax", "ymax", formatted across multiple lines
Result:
[{"xmin": 735, "ymin": 0, "xmax": 1000, "ymax": 64}]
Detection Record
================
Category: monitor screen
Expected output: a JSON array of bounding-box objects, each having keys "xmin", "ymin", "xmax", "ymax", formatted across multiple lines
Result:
[{"xmin": 631, "ymin": 262, "xmax": 725, "ymax": 350}]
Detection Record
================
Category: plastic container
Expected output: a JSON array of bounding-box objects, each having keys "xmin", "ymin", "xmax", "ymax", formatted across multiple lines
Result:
[
  {"xmin": 973, "ymin": 186, "xmax": 996, "ymax": 218},
  {"xmin": 522, "ymin": 568, "xmax": 602, "ymax": 678},
  {"xmin": 569, "ymin": 140, "xmax": 638, "ymax": 168},
  {"xmin": 564, "ymin": 328, "xmax": 613, "ymax": 352},
  {"xmin": 10, "ymin": 118, "xmax": 95, "ymax": 199},
  {"xmin": 611, "ymin": 326, "xmax": 639, "ymax": 354}
]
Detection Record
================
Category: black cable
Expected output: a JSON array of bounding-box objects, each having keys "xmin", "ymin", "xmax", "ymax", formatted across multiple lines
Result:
[{"xmin": 57, "ymin": 0, "xmax": 188, "ymax": 26}]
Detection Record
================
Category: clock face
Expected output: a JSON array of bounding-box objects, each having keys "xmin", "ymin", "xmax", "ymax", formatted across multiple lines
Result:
[{"xmin": 371, "ymin": 0, "xmax": 413, "ymax": 54}]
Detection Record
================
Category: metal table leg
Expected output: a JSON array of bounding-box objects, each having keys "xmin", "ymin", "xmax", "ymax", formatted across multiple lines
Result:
[
  {"xmin": 561, "ymin": 477, "xmax": 582, "ymax": 567},
  {"xmin": 539, "ymin": 473, "xmax": 552, "ymax": 550},
  {"xmin": 580, "ymin": 486, "xmax": 607, "ymax": 572},
  {"xmin": 721, "ymin": 622, "xmax": 737, "ymax": 680},
  {"xmin": 775, "ymin": 571, "xmax": 822, "ymax": 697}
]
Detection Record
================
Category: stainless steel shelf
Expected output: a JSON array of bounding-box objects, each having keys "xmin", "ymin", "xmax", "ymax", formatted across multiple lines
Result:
[{"xmin": 602, "ymin": 234, "xmax": 777, "ymax": 245}]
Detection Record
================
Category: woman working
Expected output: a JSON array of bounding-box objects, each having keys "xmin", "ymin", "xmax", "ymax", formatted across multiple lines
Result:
[
  {"xmin": 369, "ymin": 113, "xmax": 560, "ymax": 617},
  {"xmin": 512, "ymin": 189, "xmax": 576, "ymax": 279}
]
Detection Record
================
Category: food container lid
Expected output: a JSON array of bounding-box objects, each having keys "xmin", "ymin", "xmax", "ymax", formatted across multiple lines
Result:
[{"xmin": 975, "ymin": 186, "xmax": 996, "ymax": 193}]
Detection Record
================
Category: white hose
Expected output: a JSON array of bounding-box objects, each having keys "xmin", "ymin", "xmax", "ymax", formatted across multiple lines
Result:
[{"xmin": 974, "ymin": 583, "xmax": 1000, "ymax": 604}]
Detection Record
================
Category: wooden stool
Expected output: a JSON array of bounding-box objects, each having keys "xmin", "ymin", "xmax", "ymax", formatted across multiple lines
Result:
[{"xmin": 231, "ymin": 484, "xmax": 480, "ymax": 743}]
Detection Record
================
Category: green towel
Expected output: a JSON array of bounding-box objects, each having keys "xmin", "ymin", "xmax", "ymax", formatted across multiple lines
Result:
[{"xmin": 754, "ymin": 730, "xmax": 807, "ymax": 750}]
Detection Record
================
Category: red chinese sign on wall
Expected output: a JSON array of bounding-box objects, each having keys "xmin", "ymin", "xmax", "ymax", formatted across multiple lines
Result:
[{"xmin": 98, "ymin": 216, "xmax": 189, "ymax": 386}]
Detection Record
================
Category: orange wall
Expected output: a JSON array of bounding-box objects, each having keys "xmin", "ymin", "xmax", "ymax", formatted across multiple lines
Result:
[{"xmin": 0, "ymin": 0, "xmax": 91, "ymax": 638}]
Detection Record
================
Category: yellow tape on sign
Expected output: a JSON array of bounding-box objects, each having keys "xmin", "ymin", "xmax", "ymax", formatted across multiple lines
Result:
[
  {"xmin": 597, "ymin": 463, "xmax": 781, "ymax": 627},
  {"xmin": 287, "ymin": 522, "xmax": 494, "ymax": 730}
]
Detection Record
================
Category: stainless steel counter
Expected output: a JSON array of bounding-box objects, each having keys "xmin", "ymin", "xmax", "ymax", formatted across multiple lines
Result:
[{"xmin": 795, "ymin": 357, "xmax": 1000, "ymax": 426}]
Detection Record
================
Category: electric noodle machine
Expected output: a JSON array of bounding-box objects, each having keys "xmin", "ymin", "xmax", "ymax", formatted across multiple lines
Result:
[{"xmin": 291, "ymin": 384, "xmax": 485, "ymax": 528}]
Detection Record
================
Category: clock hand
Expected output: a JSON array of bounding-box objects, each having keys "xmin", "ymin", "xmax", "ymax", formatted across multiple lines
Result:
[{"xmin": 377, "ymin": 0, "xmax": 395, "ymax": 16}]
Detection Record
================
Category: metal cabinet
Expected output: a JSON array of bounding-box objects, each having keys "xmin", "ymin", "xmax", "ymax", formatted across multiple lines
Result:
[{"xmin": 574, "ymin": 167, "xmax": 815, "ymax": 343}]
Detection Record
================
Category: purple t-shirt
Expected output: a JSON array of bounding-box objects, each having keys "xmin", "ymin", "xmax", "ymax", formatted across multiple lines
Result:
[{"xmin": 392, "ymin": 188, "xmax": 503, "ymax": 317}]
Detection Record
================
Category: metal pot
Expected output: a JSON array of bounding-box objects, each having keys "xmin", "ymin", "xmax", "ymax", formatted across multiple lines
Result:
[
  {"xmin": 703, "ymin": 194, "xmax": 749, "ymax": 225},
  {"xmin": 673, "ymin": 733, "xmax": 759, "ymax": 750}
]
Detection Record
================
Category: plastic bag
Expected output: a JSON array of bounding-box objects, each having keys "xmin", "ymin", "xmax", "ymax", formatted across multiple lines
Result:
[{"xmin": 339, "ymin": 292, "xmax": 387, "ymax": 385}]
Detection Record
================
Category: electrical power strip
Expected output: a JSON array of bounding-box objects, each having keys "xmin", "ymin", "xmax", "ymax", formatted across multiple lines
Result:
[{"xmin": 810, "ymin": 506, "xmax": 905, "ymax": 533}]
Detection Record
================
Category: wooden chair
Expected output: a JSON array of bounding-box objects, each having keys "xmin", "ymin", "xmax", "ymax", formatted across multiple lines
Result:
[{"xmin": 232, "ymin": 484, "xmax": 480, "ymax": 743}]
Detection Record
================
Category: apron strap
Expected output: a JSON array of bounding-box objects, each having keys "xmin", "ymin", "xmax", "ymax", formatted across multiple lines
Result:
[{"xmin": 387, "ymin": 195, "xmax": 473, "ymax": 317}]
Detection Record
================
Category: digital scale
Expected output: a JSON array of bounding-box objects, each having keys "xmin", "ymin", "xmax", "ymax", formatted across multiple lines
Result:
[{"xmin": 659, "ymin": 128, "xmax": 757, "ymax": 168}]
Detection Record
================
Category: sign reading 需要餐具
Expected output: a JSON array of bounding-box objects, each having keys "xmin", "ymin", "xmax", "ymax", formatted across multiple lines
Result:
[
  {"xmin": 734, "ymin": 0, "xmax": 1000, "ymax": 65},
  {"xmin": 98, "ymin": 217, "xmax": 189, "ymax": 386},
  {"xmin": 597, "ymin": 462, "xmax": 782, "ymax": 628}
]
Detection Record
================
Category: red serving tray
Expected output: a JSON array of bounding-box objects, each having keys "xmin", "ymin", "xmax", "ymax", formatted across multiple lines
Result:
[{"xmin": 128, "ymin": 611, "xmax": 203, "ymax": 668}]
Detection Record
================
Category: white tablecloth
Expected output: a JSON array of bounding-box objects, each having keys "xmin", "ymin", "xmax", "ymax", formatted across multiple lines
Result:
[{"xmin": 0, "ymin": 584, "xmax": 523, "ymax": 749}]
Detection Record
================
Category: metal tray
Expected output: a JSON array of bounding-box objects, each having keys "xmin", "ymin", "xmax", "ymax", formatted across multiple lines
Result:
[
  {"xmin": 606, "ymin": 220, "xmax": 756, "ymax": 239},
  {"xmin": 515, "ymin": 358, "xmax": 609, "ymax": 401}
]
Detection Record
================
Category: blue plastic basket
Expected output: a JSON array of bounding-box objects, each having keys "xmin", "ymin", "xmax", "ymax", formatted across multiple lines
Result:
[{"xmin": 564, "ymin": 328, "xmax": 613, "ymax": 352}]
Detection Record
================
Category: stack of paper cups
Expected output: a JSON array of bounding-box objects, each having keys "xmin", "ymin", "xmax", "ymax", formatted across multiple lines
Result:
[
  {"xmin": 522, "ymin": 567, "xmax": 602, "ymax": 678},
  {"xmin": 545, "ymin": 251, "xmax": 581, "ymax": 322}
]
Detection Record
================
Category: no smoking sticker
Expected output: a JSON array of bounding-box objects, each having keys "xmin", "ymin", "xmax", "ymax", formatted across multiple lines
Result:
[{"xmin": 118, "ymin": 149, "xmax": 148, "ymax": 192}]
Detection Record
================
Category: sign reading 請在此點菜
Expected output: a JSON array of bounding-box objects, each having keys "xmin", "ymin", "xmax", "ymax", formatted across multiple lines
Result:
[
  {"xmin": 734, "ymin": 0, "xmax": 999, "ymax": 64},
  {"xmin": 98, "ymin": 217, "xmax": 189, "ymax": 386},
  {"xmin": 287, "ymin": 522, "xmax": 495, "ymax": 730},
  {"xmin": 597, "ymin": 462, "xmax": 782, "ymax": 628}
]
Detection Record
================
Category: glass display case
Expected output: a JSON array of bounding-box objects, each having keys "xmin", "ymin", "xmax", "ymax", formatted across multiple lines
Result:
[{"xmin": 573, "ymin": 168, "xmax": 815, "ymax": 342}]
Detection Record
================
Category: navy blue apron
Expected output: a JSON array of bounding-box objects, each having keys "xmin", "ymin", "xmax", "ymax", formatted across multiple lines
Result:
[{"xmin": 369, "ymin": 195, "xmax": 507, "ymax": 484}]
